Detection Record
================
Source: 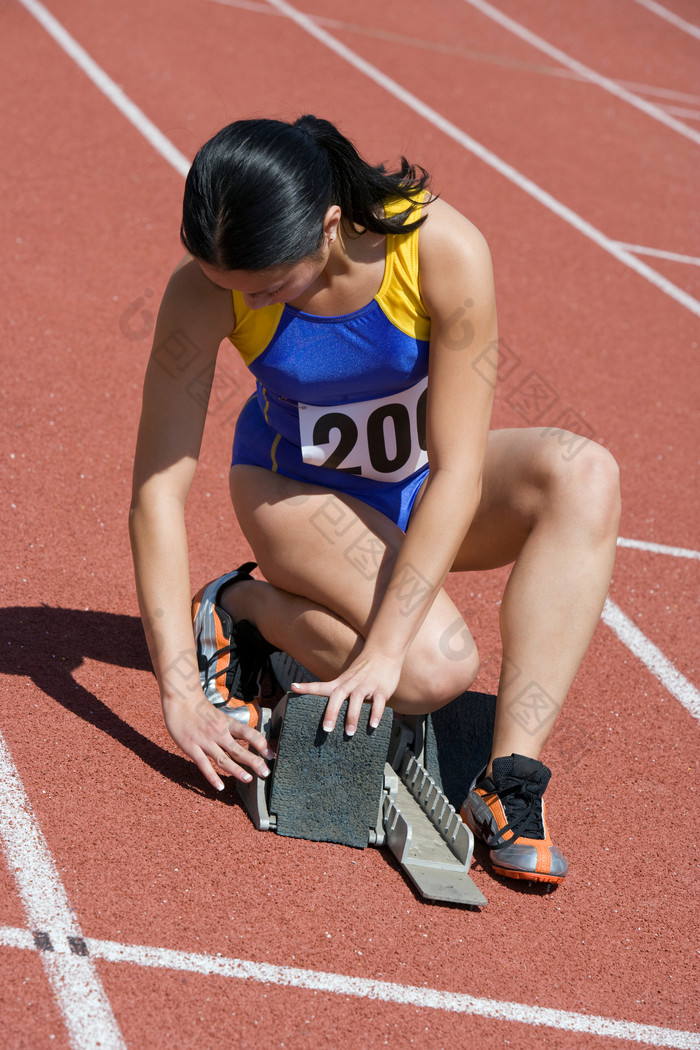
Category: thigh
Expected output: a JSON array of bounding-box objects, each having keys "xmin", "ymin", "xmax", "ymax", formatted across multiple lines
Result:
[
  {"xmin": 231, "ymin": 465, "xmax": 444, "ymax": 629},
  {"xmin": 229, "ymin": 465, "xmax": 478, "ymax": 706},
  {"xmin": 434, "ymin": 427, "xmax": 587, "ymax": 572}
]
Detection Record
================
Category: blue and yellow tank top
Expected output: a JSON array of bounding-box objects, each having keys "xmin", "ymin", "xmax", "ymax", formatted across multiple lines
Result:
[{"xmin": 228, "ymin": 195, "xmax": 431, "ymax": 486}]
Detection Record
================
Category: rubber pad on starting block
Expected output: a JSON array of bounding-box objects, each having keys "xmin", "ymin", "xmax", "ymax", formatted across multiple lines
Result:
[
  {"xmin": 268, "ymin": 694, "xmax": 392, "ymax": 848},
  {"xmin": 424, "ymin": 691, "xmax": 496, "ymax": 809}
]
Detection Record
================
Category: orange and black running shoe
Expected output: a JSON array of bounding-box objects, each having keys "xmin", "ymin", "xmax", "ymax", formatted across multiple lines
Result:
[
  {"xmin": 191, "ymin": 563, "xmax": 278, "ymax": 729},
  {"xmin": 461, "ymin": 754, "xmax": 568, "ymax": 884}
]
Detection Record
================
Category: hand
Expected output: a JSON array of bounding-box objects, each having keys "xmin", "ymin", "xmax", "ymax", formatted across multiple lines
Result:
[
  {"xmin": 163, "ymin": 691, "xmax": 275, "ymax": 792},
  {"xmin": 291, "ymin": 650, "xmax": 402, "ymax": 736}
]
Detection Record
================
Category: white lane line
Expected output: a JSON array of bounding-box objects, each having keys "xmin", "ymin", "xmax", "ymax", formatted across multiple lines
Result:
[
  {"xmin": 613, "ymin": 243, "xmax": 700, "ymax": 267},
  {"xmin": 18, "ymin": 0, "xmax": 700, "ymax": 700},
  {"xmin": 18, "ymin": 0, "xmax": 700, "ymax": 321},
  {"xmin": 460, "ymin": 0, "xmax": 700, "ymax": 146},
  {"xmin": 0, "ymin": 927, "xmax": 697, "ymax": 1048},
  {"xmin": 262, "ymin": 0, "xmax": 700, "ymax": 320},
  {"xmin": 632, "ymin": 0, "xmax": 700, "ymax": 41},
  {"xmin": 16, "ymin": 0, "xmax": 190, "ymax": 178},
  {"xmin": 660, "ymin": 103, "xmax": 700, "ymax": 122},
  {"xmin": 8, "ymin": 4, "xmax": 698, "ymax": 1042},
  {"xmin": 0, "ymin": 734, "xmax": 126, "ymax": 1049},
  {"xmin": 0, "ymin": 926, "xmax": 35, "ymax": 950},
  {"xmin": 602, "ymin": 599, "xmax": 700, "ymax": 720},
  {"xmin": 209, "ymin": 0, "xmax": 700, "ymax": 108},
  {"xmin": 618, "ymin": 81, "xmax": 700, "ymax": 105},
  {"xmin": 617, "ymin": 537, "xmax": 700, "ymax": 559}
]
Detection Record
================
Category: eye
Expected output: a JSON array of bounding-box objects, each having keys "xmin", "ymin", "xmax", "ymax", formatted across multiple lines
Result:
[{"xmin": 252, "ymin": 283, "xmax": 284, "ymax": 299}]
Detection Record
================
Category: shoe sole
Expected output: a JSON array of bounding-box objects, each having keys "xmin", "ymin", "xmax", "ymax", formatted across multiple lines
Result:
[
  {"xmin": 491, "ymin": 864, "xmax": 566, "ymax": 884},
  {"xmin": 463, "ymin": 806, "xmax": 567, "ymax": 884}
]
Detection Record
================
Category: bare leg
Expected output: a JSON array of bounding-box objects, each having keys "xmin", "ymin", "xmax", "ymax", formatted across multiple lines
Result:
[
  {"xmin": 222, "ymin": 430, "xmax": 618, "ymax": 886},
  {"xmin": 222, "ymin": 579, "xmax": 365, "ymax": 683},
  {"xmin": 226, "ymin": 469, "xmax": 480, "ymax": 714},
  {"xmin": 446, "ymin": 428, "xmax": 621, "ymax": 773},
  {"xmin": 225, "ymin": 426, "xmax": 619, "ymax": 758}
]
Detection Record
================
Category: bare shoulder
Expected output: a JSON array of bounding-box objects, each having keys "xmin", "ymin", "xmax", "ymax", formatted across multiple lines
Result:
[
  {"xmin": 419, "ymin": 197, "xmax": 491, "ymax": 262},
  {"xmin": 158, "ymin": 255, "xmax": 235, "ymax": 343},
  {"xmin": 418, "ymin": 198, "xmax": 494, "ymax": 315}
]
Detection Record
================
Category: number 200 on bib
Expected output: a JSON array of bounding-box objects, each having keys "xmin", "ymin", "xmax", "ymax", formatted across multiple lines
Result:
[{"xmin": 298, "ymin": 376, "xmax": 428, "ymax": 484}]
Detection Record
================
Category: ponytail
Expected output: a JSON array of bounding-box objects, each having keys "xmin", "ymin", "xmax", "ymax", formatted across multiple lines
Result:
[
  {"xmin": 292, "ymin": 115, "xmax": 433, "ymax": 236},
  {"xmin": 181, "ymin": 116, "xmax": 433, "ymax": 271}
]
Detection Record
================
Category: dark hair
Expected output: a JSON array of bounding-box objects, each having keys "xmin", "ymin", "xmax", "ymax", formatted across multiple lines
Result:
[{"xmin": 180, "ymin": 115, "xmax": 433, "ymax": 271}]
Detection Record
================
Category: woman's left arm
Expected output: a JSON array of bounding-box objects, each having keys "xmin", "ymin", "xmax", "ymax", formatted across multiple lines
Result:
[{"xmin": 293, "ymin": 200, "xmax": 497, "ymax": 729}]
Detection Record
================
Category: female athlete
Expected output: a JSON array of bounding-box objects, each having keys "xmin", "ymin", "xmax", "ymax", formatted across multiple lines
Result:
[{"xmin": 129, "ymin": 115, "xmax": 621, "ymax": 884}]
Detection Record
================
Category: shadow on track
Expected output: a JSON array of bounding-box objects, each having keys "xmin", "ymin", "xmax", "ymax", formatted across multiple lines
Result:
[{"xmin": 0, "ymin": 604, "xmax": 213, "ymax": 797}]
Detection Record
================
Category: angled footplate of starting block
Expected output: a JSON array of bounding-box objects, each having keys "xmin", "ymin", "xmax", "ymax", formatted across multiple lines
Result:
[
  {"xmin": 237, "ymin": 694, "xmax": 392, "ymax": 847},
  {"xmin": 381, "ymin": 755, "xmax": 486, "ymax": 907},
  {"xmin": 270, "ymin": 693, "xmax": 392, "ymax": 848},
  {"xmin": 236, "ymin": 683, "xmax": 494, "ymax": 908}
]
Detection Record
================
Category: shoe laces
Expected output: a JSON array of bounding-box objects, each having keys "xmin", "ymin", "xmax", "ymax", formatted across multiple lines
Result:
[
  {"xmin": 202, "ymin": 633, "xmax": 259, "ymax": 706},
  {"xmin": 216, "ymin": 620, "xmax": 279, "ymax": 704},
  {"xmin": 201, "ymin": 638, "xmax": 241, "ymax": 693},
  {"xmin": 484, "ymin": 757, "xmax": 550, "ymax": 846}
]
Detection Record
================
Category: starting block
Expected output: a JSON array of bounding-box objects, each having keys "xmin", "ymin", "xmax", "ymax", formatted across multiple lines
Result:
[{"xmin": 235, "ymin": 666, "xmax": 495, "ymax": 907}]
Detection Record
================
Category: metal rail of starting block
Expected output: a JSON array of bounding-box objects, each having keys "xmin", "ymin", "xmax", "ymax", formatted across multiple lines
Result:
[{"xmin": 235, "ymin": 697, "xmax": 487, "ymax": 908}]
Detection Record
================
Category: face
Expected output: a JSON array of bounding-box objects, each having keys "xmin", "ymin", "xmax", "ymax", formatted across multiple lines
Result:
[
  {"xmin": 198, "ymin": 205, "xmax": 342, "ymax": 309},
  {"xmin": 198, "ymin": 253, "xmax": 326, "ymax": 310}
]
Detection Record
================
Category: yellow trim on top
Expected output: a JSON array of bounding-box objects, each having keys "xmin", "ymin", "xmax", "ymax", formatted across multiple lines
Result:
[
  {"xmin": 374, "ymin": 193, "xmax": 431, "ymax": 342},
  {"xmin": 270, "ymin": 433, "xmax": 281, "ymax": 473},
  {"xmin": 228, "ymin": 295, "xmax": 285, "ymax": 367},
  {"xmin": 261, "ymin": 386, "xmax": 271, "ymax": 424},
  {"xmin": 226, "ymin": 192, "xmax": 431, "ymax": 363}
]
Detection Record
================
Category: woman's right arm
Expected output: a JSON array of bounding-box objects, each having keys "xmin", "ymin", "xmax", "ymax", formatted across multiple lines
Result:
[{"xmin": 129, "ymin": 258, "xmax": 273, "ymax": 791}]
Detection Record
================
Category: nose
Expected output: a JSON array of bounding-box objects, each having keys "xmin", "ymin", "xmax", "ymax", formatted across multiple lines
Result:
[{"xmin": 243, "ymin": 292, "xmax": 275, "ymax": 310}]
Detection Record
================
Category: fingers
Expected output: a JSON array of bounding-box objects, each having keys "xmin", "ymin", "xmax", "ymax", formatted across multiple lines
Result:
[
  {"xmin": 368, "ymin": 693, "xmax": 387, "ymax": 731},
  {"xmin": 217, "ymin": 741, "xmax": 272, "ymax": 784},
  {"xmin": 165, "ymin": 692, "xmax": 281, "ymax": 793},
  {"xmin": 193, "ymin": 721, "xmax": 275, "ymax": 791},
  {"xmin": 292, "ymin": 678, "xmax": 357, "ymax": 734},
  {"xmin": 232, "ymin": 720, "xmax": 276, "ymax": 761},
  {"xmin": 221, "ymin": 725, "xmax": 275, "ymax": 780},
  {"xmin": 192, "ymin": 749, "xmax": 227, "ymax": 793},
  {"xmin": 291, "ymin": 681, "xmax": 327, "ymax": 696},
  {"xmin": 291, "ymin": 680, "xmax": 387, "ymax": 736},
  {"xmin": 341, "ymin": 690, "xmax": 387, "ymax": 735}
]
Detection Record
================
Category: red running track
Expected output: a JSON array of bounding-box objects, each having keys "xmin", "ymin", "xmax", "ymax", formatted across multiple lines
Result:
[{"xmin": 1, "ymin": 0, "xmax": 699, "ymax": 1047}]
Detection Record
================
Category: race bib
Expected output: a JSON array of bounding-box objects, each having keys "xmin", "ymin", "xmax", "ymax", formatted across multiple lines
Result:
[{"xmin": 299, "ymin": 376, "xmax": 428, "ymax": 483}]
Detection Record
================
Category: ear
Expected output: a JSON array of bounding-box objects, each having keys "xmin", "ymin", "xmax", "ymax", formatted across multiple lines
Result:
[{"xmin": 322, "ymin": 205, "xmax": 342, "ymax": 245}]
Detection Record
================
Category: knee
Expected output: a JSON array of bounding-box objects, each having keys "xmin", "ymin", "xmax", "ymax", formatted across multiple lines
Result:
[
  {"xmin": 538, "ymin": 433, "xmax": 621, "ymax": 542},
  {"xmin": 402, "ymin": 621, "xmax": 480, "ymax": 711}
]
